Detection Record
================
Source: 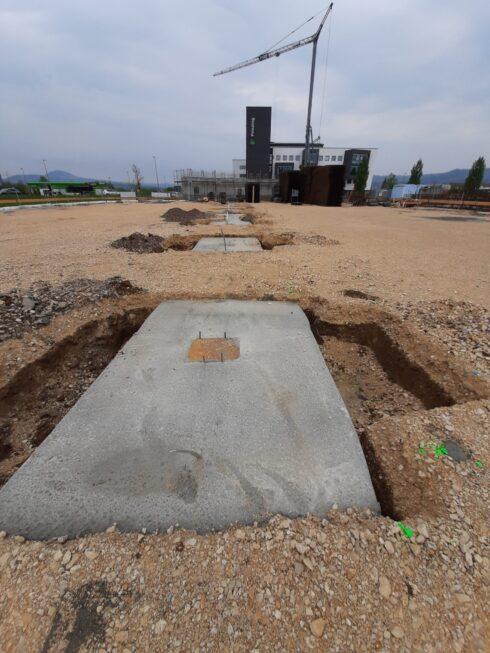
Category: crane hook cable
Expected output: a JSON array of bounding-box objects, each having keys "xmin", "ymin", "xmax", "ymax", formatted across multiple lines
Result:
[{"xmin": 263, "ymin": 5, "xmax": 327, "ymax": 54}]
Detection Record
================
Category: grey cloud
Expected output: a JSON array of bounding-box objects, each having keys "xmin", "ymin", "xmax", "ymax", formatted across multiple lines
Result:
[{"xmin": 1, "ymin": 0, "xmax": 489, "ymax": 182}]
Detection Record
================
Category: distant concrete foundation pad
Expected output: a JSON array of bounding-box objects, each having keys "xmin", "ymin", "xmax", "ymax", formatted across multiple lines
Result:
[
  {"xmin": 193, "ymin": 237, "xmax": 262, "ymax": 252},
  {"xmin": 0, "ymin": 301, "xmax": 379, "ymax": 539},
  {"xmin": 214, "ymin": 212, "xmax": 247, "ymax": 226}
]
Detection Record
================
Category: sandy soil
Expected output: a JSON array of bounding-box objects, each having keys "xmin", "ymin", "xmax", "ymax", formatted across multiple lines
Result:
[
  {"xmin": 0, "ymin": 200, "xmax": 488, "ymax": 652},
  {"xmin": 1, "ymin": 200, "xmax": 488, "ymax": 306}
]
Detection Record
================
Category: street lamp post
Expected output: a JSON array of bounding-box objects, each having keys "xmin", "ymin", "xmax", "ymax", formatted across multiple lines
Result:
[{"xmin": 153, "ymin": 155, "xmax": 161, "ymax": 192}]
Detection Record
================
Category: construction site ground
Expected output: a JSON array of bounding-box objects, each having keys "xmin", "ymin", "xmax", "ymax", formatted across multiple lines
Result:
[{"xmin": 0, "ymin": 200, "xmax": 488, "ymax": 652}]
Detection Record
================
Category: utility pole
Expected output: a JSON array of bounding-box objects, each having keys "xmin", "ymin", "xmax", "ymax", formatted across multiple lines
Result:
[
  {"xmin": 153, "ymin": 155, "xmax": 161, "ymax": 191},
  {"xmin": 21, "ymin": 167, "xmax": 26, "ymax": 185},
  {"xmin": 126, "ymin": 171, "xmax": 131, "ymax": 188},
  {"xmin": 42, "ymin": 159, "xmax": 49, "ymax": 181}
]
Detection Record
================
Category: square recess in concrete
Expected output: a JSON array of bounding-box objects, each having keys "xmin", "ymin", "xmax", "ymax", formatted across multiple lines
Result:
[
  {"xmin": 188, "ymin": 337, "xmax": 240, "ymax": 362},
  {"xmin": 193, "ymin": 237, "xmax": 262, "ymax": 252},
  {"xmin": 0, "ymin": 301, "xmax": 379, "ymax": 539}
]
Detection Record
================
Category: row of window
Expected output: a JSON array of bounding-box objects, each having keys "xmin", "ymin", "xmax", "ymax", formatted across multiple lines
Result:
[
  {"xmin": 320, "ymin": 155, "xmax": 343, "ymax": 162},
  {"xmin": 273, "ymin": 154, "xmax": 343, "ymax": 163},
  {"xmin": 275, "ymin": 154, "xmax": 301, "ymax": 162}
]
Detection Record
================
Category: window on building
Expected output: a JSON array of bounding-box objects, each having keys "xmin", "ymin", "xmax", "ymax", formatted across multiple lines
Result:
[
  {"xmin": 239, "ymin": 165, "xmax": 246, "ymax": 170},
  {"xmin": 338, "ymin": 156, "xmax": 343, "ymax": 162},
  {"xmin": 325, "ymin": 155, "xmax": 330, "ymax": 161},
  {"xmin": 289, "ymin": 155, "xmax": 294, "ymax": 161},
  {"xmin": 193, "ymin": 186, "xmax": 199, "ymax": 195},
  {"xmin": 331, "ymin": 156, "xmax": 336, "ymax": 162},
  {"xmin": 282, "ymin": 155, "xmax": 287, "ymax": 161},
  {"xmin": 276, "ymin": 155, "xmax": 281, "ymax": 160},
  {"xmin": 295, "ymin": 155, "xmax": 300, "ymax": 161},
  {"xmin": 319, "ymin": 155, "xmax": 323, "ymax": 161}
]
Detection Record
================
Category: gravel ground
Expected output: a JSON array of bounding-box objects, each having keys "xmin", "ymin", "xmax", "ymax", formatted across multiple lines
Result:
[
  {"xmin": 394, "ymin": 299, "xmax": 489, "ymax": 378},
  {"xmin": 0, "ymin": 397, "xmax": 488, "ymax": 652},
  {"xmin": 0, "ymin": 201, "xmax": 488, "ymax": 651},
  {"xmin": 0, "ymin": 277, "xmax": 140, "ymax": 342}
]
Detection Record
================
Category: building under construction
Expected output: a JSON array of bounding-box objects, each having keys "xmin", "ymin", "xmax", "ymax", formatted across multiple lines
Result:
[{"xmin": 176, "ymin": 106, "xmax": 377, "ymax": 203}]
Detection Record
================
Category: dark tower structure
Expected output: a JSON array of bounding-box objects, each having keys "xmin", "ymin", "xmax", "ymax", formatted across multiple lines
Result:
[{"xmin": 245, "ymin": 106, "xmax": 272, "ymax": 178}]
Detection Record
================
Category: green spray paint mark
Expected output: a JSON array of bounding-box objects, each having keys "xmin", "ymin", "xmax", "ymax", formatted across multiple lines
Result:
[
  {"xmin": 397, "ymin": 521, "xmax": 414, "ymax": 539},
  {"xmin": 474, "ymin": 459, "xmax": 483, "ymax": 469},
  {"xmin": 433, "ymin": 444, "xmax": 448, "ymax": 459},
  {"xmin": 418, "ymin": 441, "xmax": 447, "ymax": 459}
]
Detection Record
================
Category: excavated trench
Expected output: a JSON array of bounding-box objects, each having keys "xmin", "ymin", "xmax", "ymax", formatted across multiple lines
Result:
[
  {"xmin": 0, "ymin": 297, "xmax": 487, "ymax": 521},
  {"xmin": 110, "ymin": 232, "xmax": 295, "ymax": 253}
]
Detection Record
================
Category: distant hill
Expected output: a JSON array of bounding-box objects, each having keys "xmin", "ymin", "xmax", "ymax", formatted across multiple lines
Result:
[
  {"xmin": 372, "ymin": 168, "xmax": 490, "ymax": 189},
  {"xmin": 4, "ymin": 170, "xmax": 165, "ymax": 189},
  {"xmin": 5, "ymin": 170, "xmax": 99, "ymax": 184}
]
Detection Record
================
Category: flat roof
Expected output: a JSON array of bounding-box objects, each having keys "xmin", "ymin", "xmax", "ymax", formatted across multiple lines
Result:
[{"xmin": 271, "ymin": 143, "xmax": 378, "ymax": 150}]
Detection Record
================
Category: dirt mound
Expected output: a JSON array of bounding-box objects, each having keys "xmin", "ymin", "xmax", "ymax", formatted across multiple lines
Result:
[
  {"xmin": 111, "ymin": 232, "xmax": 165, "ymax": 254},
  {"xmin": 161, "ymin": 207, "xmax": 210, "ymax": 225},
  {"xmin": 0, "ymin": 277, "xmax": 141, "ymax": 343},
  {"xmin": 259, "ymin": 232, "xmax": 295, "ymax": 250}
]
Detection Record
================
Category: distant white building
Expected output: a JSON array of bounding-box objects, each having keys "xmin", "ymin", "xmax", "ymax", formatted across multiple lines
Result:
[
  {"xmin": 269, "ymin": 143, "xmax": 377, "ymax": 191},
  {"xmin": 231, "ymin": 143, "xmax": 377, "ymax": 191}
]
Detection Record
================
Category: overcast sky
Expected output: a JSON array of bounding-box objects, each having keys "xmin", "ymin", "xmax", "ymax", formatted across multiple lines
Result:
[{"xmin": 1, "ymin": 0, "xmax": 489, "ymax": 183}]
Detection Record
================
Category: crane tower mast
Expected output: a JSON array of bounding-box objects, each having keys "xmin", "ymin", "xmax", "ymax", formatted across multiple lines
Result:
[{"xmin": 213, "ymin": 3, "xmax": 333, "ymax": 167}]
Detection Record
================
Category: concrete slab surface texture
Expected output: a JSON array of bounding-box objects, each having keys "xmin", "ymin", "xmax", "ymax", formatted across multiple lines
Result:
[
  {"xmin": 0, "ymin": 301, "xmax": 380, "ymax": 539},
  {"xmin": 193, "ymin": 237, "xmax": 262, "ymax": 252},
  {"xmin": 225, "ymin": 212, "xmax": 247, "ymax": 226}
]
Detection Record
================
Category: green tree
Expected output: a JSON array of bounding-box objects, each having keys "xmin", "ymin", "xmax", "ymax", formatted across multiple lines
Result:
[
  {"xmin": 463, "ymin": 156, "xmax": 486, "ymax": 196},
  {"xmin": 354, "ymin": 157, "xmax": 369, "ymax": 192},
  {"xmin": 381, "ymin": 173, "xmax": 397, "ymax": 190},
  {"xmin": 408, "ymin": 159, "xmax": 423, "ymax": 184}
]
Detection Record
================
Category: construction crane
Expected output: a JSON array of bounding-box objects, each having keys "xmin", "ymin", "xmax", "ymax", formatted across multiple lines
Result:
[{"xmin": 213, "ymin": 3, "xmax": 333, "ymax": 167}]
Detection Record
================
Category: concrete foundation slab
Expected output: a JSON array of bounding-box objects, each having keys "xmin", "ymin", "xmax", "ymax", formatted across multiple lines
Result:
[
  {"xmin": 0, "ymin": 301, "xmax": 379, "ymax": 539},
  {"xmin": 225, "ymin": 212, "xmax": 247, "ymax": 226},
  {"xmin": 193, "ymin": 237, "xmax": 262, "ymax": 252},
  {"xmin": 214, "ymin": 212, "xmax": 247, "ymax": 226}
]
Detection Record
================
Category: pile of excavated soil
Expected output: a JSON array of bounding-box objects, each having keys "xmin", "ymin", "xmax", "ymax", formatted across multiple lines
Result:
[
  {"xmin": 0, "ymin": 277, "xmax": 141, "ymax": 342},
  {"xmin": 161, "ymin": 207, "xmax": 210, "ymax": 225},
  {"xmin": 111, "ymin": 232, "xmax": 165, "ymax": 254}
]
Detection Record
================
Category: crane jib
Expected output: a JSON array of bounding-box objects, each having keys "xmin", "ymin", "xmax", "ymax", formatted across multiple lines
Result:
[{"xmin": 212, "ymin": 3, "xmax": 334, "ymax": 166}]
